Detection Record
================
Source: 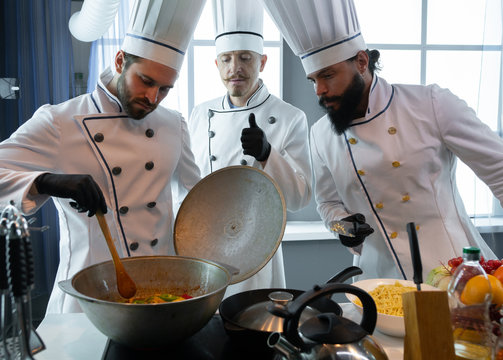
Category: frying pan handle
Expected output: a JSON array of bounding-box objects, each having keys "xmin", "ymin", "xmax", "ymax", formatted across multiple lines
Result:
[
  {"xmin": 282, "ymin": 283, "xmax": 377, "ymax": 351},
  {"xmin": 325, "ymin": 266, "xmax": 362, "ymax": 284}
]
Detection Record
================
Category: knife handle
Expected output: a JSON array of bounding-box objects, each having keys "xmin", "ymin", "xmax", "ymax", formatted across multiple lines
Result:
[{"xmin": 407, "ymin": 222, "xmax": 423, "ymax": 286}]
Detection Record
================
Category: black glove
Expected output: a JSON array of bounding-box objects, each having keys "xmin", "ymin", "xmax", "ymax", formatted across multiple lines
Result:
[
  {"xmin": 339, "ymin": 213, "xmax": 374, "ymax": 247},
  {"xmin": 35, "ymin": 173, "xmax": 107, "ymax": 217},
  {"xmin": 241, "ymin": 113, "xmax": 271, "ymax": 162}
]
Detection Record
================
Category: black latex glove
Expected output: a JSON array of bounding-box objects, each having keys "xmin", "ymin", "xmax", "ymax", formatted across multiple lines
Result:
[
  {"xmin": 35, "ymin": 173, "xmax": 107, "ymax": 217},
  {"xmin": 339, "ymin": 213, "xmax": 374, "ymax": 247},
  {"xmin": 241, "ymin": 113, "xmax": 271, "ymax": 162}
]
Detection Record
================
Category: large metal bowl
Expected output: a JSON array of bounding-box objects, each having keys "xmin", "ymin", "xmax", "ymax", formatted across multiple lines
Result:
[{"xmin": 58, "ymin": 256, "xmax": 231, "ymax": 349}]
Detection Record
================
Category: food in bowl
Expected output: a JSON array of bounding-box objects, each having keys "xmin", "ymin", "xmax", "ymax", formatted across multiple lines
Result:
[
  {"xmin": 346, "ymin": 279, "xmax": 440, "ymax": 337},
  {"xmin": 353, "ymin": 281, "xmax": 416, "ymax": 316},
  {"xmin": 124, "ymin": 292, "xmax": 193, "ymax": 304}
]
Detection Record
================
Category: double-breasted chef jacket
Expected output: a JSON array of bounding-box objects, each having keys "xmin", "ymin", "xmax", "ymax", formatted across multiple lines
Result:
[
  {"xmin": 0, "ymin": 68, "xmax": 201, "ymax": 313},
  {"xmin": 189, "ymin": 80, "xmax": 312, "ymax": 298},
  {"xmin": 311, "ymin": 75, "xmax": 503, "ymax": 281}
]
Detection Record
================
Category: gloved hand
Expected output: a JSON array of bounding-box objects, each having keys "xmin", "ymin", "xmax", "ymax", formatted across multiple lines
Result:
[
  {"xmin": 338, "ymin": 213, "xmax": 374, "ymax": 247},
  {"xmin": 241, "ymin": 113, "xmax": 271, "ymax": 162},
  {"xmin": 35, "ymin": 173, "xmax": 107, "ymax": 217}
]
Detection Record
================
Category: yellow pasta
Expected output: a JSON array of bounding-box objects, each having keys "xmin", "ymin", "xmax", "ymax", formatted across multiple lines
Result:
[{"xmin": 354, "ymin": 281, "xmax": 416, "ymax": 316}]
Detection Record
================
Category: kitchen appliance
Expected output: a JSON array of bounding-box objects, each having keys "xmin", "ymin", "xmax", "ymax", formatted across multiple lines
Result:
[
  {"xmin": 59, "ymin": 166, "xmax": 287, "ymax": 349},
  {"xmin": 219, "ymin": 266, "xmax": 362, "ymax": 354},
  {"xmin": 59, "ymin": 255, "xmax": 231, "ymax": 349},
  {"xmin": 267, "ymin": 282, "xmax": 389, "ymax": 360}
]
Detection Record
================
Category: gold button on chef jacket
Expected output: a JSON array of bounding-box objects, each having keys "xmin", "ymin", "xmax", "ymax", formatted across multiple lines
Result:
[{"xmin": 310, "ymin": 75, "xmax": 502, "ymax": 282}]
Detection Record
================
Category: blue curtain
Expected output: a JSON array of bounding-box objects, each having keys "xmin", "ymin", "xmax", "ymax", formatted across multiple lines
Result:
[{"xmin": 0, "ymin": 0, "xmax": 74, "ymax": 322}]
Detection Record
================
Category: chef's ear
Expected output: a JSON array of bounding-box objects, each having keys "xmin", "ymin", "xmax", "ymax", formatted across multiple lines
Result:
[
  {"xmin": 259, "ymin": 54, "xmax": 267, "ymax": 72},
  {"xmin": 115, "ymin": 50, "xmax": 126, "ymax": 74},
  {"xmin": 354, "ymin": 50, "xmax": 369, "ymax": 75}
]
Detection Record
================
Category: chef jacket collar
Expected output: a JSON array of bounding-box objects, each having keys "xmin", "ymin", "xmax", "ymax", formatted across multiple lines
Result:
[
  {"xmin": 348, "ymin": 75, "xmax": 394, "ymax": 128},
  {"xmin": 91, "ymin": 67, "xmax": 126, "ymax": 114},
  {"xmin": 221, "ymin": 79, "xmax": 268, "ymax": 110}
]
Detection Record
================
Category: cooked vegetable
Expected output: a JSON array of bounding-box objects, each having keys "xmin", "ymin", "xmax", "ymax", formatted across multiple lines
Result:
[{"xmin": 125, "ymin": 293, "xmax": 193, "ymax": 304}]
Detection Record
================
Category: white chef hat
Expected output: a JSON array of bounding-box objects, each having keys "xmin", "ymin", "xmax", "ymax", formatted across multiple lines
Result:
[
  {"xmin": 122, "ymin": 0, "xmax": 206, "ymax": 71},
  {"xmin": 213, "ymin": 0, "xmax": 264, "ymax": 55},
  {"xmin": 261, "ymin": 0, "xmax": 366, "ymax": 75}
]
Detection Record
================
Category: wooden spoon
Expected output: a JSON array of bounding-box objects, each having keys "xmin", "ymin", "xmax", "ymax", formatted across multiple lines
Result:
[{"xmin": 95, "ymin": 210, "xmax": 137, "ymax": 299}]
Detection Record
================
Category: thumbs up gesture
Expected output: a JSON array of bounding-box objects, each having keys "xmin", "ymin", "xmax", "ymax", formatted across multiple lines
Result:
[{"xmin": 241, "ymin": 113, "xmax": 271, "ymax": 162}]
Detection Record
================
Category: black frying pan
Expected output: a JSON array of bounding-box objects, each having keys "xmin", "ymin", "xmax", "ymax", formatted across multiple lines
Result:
[{"xmin": 218, "ymin": 266, "xmax": 363, "ymax": 354}]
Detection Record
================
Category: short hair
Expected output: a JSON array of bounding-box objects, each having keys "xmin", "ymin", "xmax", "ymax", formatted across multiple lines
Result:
[{"xmin": 123, "ymin": 52, "xmax": 142, "ymax": 70}]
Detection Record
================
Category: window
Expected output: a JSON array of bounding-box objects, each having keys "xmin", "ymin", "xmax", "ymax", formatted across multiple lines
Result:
[
  {"xmin": 160, "ymin": 1, "xmax": 281, "ymax": 119},
  {"xmin": 355, "ymin": 0, "xmax": 503, "ymax": 217}
]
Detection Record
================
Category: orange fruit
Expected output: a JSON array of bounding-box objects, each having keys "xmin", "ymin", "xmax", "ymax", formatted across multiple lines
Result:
[
  {"xmin": 460, "ymin": 274, "xmax": 503, "ymax": 305},
  {"xmin": 460, "ymin": 275, "xmax": 492, "ymax": 305},
  {"xmin": 488, "ymin": 274, "xmax": 503, "ymax": 305},
  {"xmin": 493, "ymin": 265, "xmax": 503, "ymax": 285}
]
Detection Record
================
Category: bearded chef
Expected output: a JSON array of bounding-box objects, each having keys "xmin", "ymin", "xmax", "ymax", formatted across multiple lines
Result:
[
  {"xmin": 189, "ymin": 0, "xmax": 312, "ymax": 298},
  {"xmin": 0, "ymin": 0, "xmax": 205, "ymax": 313},
  {"xmin": 262, "ymin": 0, "xmax": 503, "ymax": 281}
]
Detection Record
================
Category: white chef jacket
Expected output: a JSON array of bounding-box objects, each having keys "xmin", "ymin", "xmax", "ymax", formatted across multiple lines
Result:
[
  {"xmin": 311, "ymin": 75, "xmax": 503, "ymax": 281},
  {"xmin": 0, "ymin": 68, "xmax": 201, "ymax": 313},
  {"xmin": 189, "ymin": 80, "xmax": 312, "ymax": 298}
]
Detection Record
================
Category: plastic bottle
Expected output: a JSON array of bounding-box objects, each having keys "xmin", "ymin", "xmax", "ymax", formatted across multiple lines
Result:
[{"xmin": 447, "ymin": 246, "xmax": 494, "ymax": 360}]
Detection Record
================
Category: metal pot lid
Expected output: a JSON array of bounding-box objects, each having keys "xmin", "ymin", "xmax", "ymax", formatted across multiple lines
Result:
[
  {"xmin": 173, "ymin": 166, "xmax": 286, "ymax": 284},
  {"xmin": 233, "ymin": 291, "xmax": 320, "ymax": 332}
]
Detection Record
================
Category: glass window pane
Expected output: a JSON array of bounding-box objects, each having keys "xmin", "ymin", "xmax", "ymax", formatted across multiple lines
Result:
[
  {"xmin": 263, "ymin": 9, "xmax": 280, "ymax": 41},
  {"xmin": 160, "ymin": 59, "xmax": 189, "ymax": 118},
  {"xmin": 456, "ymin": 162, "xmax": 493, "ymax": 216},
  {"xmin": 262, "ymin": 47, "xmax": 281, "ymax": 97},
  {"xmin": 426, "ymin": 51, "xmax": 500, "ymax": 130},
  {"xmin": 374, "ymin": 50, "xmax": 421, "ymax": 85},
  {"xmin": 193, "ymin": 46, "xmax": 226, "ymax": 105},
  {"xmin": 355, "ymin": 0, "xmax": 421, "ymax": 44},
  {"xmin": 428, "ymin": 0, "xmax": 501, "ymax": 45},
  {"xmin": 193, "ymin": 0, "xmax": 214, "ymax": 40}
]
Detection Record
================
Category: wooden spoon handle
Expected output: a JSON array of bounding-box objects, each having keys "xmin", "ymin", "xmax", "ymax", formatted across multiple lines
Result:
[{"xmin": 96, "ymin": 211, "xmax": 137, "ymax": 298}]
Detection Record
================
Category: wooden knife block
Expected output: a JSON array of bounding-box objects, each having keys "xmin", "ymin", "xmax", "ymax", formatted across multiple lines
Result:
[{"xmin": 402, "ymin": 290, "xmax": 455, "ymax": 360}]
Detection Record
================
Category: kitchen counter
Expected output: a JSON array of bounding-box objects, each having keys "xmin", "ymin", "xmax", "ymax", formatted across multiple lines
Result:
[{"xmin": 34, "ymin": 303, "xmax": 403, "ymax": 359}]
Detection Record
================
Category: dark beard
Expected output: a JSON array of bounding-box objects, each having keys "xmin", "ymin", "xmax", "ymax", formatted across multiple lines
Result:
[
  {"xmin": 319, "ymin": 72, "xmax": 365, "ymax": 135},
  {"xmin": 117, "ymin": 72, "xmax": 155, "ymax": 120}
]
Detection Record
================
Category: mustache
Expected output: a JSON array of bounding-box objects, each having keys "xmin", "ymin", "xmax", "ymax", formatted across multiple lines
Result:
[
  {"xmin": 318, "ymin": 95, "xmax": 341, "ymax": 108},
  {"xmin": 224, "ymin": 75, "xmax": 249, "ymax": 81}
]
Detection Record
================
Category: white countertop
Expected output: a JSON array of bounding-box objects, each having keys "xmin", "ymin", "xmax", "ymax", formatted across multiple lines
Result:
[{"xmin": 34, "ymin": 303, "xmax": 403, "ymax": 360}]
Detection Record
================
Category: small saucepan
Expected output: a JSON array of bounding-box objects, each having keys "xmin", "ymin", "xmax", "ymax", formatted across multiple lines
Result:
[{"xmin": 219, "ymin": 266, "xmax": 363, "ymax": 354}]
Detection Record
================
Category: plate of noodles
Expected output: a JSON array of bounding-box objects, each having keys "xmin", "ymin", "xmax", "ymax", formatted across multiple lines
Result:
[{"xmin": 346, "ymin": 278, "xmax": 439, "ymax": 337}]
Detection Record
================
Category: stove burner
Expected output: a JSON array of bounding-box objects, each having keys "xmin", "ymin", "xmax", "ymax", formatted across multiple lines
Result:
[{"xmin": 101, "ymin": 315, "xmax": 274, "ymax": 360}]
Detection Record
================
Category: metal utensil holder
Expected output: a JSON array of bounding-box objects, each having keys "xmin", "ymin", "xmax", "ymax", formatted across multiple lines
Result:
[{"xmin": 0, "ymin": 204, "xmax": 45, "ymax": 359}]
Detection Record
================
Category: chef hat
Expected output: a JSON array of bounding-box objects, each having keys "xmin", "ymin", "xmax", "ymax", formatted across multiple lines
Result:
[
  {"xmin": 122, "ymin": 0, "xmax": 206, "ymax": 71},
  {"xmin": 213, "ymin": 0, "xmax": 264, "ymax": 55},
  {"xmin": 261, "ymin": 0, "xmax": 366, "ymax": 75}
]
